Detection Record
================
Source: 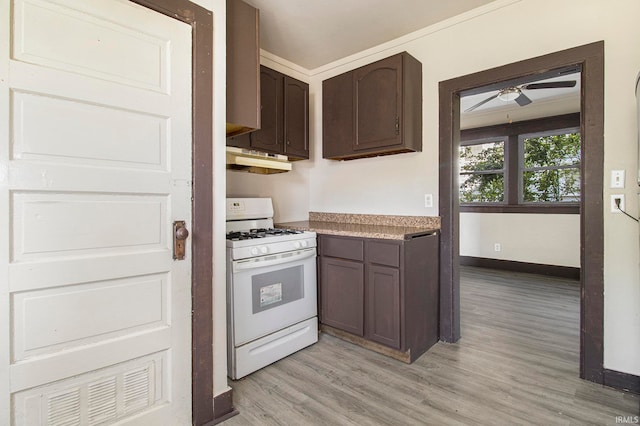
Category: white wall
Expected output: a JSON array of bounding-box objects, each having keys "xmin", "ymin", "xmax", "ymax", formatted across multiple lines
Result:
[
  {"xmin": 460, "ymin": 213, "xmax": 580, "ymax": 267},
  {"xmin": 227, "ymin": 0, "xmax": 640, "ymax": 376}
]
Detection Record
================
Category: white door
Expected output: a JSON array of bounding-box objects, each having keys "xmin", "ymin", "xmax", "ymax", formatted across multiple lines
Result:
[{"xmin": 0, "ymin": 0, "xmax": 193, "ymax": 424}]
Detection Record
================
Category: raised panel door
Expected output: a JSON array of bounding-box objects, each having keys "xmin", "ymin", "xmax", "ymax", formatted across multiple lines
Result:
[
  {"xmin": 322, "ymin": 71, "xmax": 353, "ymax": 159},
  {"xmin": 366, "ymin": 265, "xmax": 401, "ymax": 349},
  {"xmin": 251, "ymin": 66, "xmax": 283, "ymax": 153},
  {"xmin": 283, "ymin": 76, "xmax": 309, "ymax": 159},
  {"xmin": 320, "ymin": 257, "xmax": 364, "ymax": 336},
  {"xmin": 1, "ymin": 1, "xmax": 193, "ymax": 424},
  {"xmin": 353, "ymin": 54, "xmax": 403, "ymax": 151}
]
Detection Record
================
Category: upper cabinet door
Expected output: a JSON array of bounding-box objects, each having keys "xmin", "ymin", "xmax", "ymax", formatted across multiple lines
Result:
[
  {"xmin": 251, "ymin": 66, "xmax": 283, "ymax": 153},
  {"xmin": 323, "ymin": 72, "xmax": 354, "ymax": 159},
  {"xmin": 226, "ymin": 0, "xmax": 260, "ymax": 136},
  {"xmin": 353, "ymin": 54, "xmax": 403, "ymax": 151},
  {"xmin": 283, "ymin": 76, "xmax": 309, "ymax": 159}
]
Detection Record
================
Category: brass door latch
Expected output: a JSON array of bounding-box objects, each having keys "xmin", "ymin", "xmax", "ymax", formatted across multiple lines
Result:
[{"xmin": 173, "ymin": 220, "xmax": 189, "ymax": 260}]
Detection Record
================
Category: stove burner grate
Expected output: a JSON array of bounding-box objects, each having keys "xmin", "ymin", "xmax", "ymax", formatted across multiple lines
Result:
[{"xmin": 226, "ymin": 228, "xmax": 303, "ymax": 241}]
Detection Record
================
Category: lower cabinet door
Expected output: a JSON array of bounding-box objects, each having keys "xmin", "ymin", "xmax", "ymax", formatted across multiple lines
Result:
[
  {"xmin": 320, "ymin": 257, "xmax": 364, "ymax": 336},
  {"xmin": 366, "ymin": 265, "xmax": 401, "ymax": 349}
]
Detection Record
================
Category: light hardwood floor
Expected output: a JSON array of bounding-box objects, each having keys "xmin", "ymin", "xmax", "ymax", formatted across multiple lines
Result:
[{"xmin": 225, "ymin": 266, "xmax": 640, "ymax": 425}]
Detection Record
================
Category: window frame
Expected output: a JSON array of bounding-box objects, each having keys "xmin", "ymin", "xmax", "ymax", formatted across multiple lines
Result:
[
  {"xmin": 459, "ymin": 137, "xmax": 507, "ymax": 204},
  {"xmin": 459, "ymin": 113, "xmax": 580, "ymax": 214},
  {"xmin": 519, "ymin": 126, "xmax": 581, "ymax": 205}
]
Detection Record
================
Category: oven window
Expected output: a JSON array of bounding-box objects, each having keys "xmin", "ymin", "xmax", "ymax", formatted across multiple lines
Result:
[{"xmin": 251, "ymin": 265, "xmax": 304, "ymax": 313}]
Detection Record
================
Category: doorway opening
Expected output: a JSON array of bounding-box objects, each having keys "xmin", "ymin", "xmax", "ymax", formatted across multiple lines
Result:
[{"xmin": 438, "ymin": 42, "xmax": 604, "ymax": 383}]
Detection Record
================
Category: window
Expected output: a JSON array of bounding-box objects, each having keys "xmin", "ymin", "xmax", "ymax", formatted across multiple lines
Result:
[
  {"xmin": 459, "ymin": 140, "xmax": 505, "ymax": 203},
  {"xmin": 459, "ymin": 114, "xmax": 581, "ymax": 213},
  {"xmin": 521, "ymin": 130, "xmax": 581, "ymax": 203}
]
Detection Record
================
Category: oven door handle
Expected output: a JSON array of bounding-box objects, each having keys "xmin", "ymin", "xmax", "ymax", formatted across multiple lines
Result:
[{"xmin": 233, "ymin": 248, "xmax": 316, "ymax": 272}]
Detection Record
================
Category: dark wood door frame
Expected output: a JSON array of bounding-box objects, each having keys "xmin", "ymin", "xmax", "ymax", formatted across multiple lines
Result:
[
  {"xmin": 438, "ymin": 41, "xmax": 605, "ymax": 383},
  {"xmin": 129, "ymin": 1, "xmax": 215, "ymax": 424}
]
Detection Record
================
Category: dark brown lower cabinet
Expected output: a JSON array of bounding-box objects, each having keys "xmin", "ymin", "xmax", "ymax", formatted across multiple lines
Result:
[
  {"xmin": 367, "ymin": 264, "xmax": 400, "ymax": 348},
  {"xmin": 320, "ymin": 257, "xmax": 364, "ymax": 336},
  {"xmin": 318, "ymin": 233, "xmax": 439, "ymax": 362}
]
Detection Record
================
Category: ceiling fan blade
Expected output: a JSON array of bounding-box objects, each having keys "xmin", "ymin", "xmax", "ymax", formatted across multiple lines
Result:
[
  {"xmin": 514, "ymin": 92, "xmax": 532, "ymax": 107},
  {"xmin": 522, "ymin": 81, "xmax": 577, "ymax": 90},
  {"xmin": 464, "ymin": 93, "xmax": 500, "ymax": 112}
]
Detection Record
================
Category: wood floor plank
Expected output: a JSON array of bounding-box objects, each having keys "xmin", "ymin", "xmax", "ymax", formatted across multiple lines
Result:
[{"xmin": 225, "ymin": 266, "xmax": 640, "ymax": 425}]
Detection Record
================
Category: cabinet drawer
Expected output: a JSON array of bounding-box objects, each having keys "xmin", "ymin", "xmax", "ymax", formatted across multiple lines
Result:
[
  {"xmin": 367, "ymin": 241, "xmax": 400, "ymax": 267},
  {"xmin": 321, "ymin": 235, "xmax": 364, "ymax": 261}
]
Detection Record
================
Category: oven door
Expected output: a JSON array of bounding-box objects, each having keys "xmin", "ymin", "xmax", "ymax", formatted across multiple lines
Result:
[{"xmin": 230, "ymin": 247, "xmax": 317, "ymax": 346}]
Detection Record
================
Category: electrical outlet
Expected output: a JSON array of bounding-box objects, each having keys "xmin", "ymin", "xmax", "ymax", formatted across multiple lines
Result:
[
  {"xmin": 611, "ymin": 194, "xmax": 625, "ymax": 213},
  {"xmin": 424, "ymin": 194, "xmax": 433, "ymax": 208},
  {"xmin": 494, "ymin": 243, "xmax": 501, "ymax": 252},
  {"xmin": 611, "ymin": 170, "xmax": 625, "ymax": 188}
]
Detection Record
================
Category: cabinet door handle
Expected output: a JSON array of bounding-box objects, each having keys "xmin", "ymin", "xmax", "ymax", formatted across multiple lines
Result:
[{"xmin": 395, "ymin": 117, "xmax": 400, "ymax": 135}]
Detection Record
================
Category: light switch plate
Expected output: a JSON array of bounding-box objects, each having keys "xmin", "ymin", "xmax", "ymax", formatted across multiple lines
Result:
[
  {"xmin": 424, "ymin": 194, "xmax": 433, "ymax": 208},
  {"xmin": 611, "ymin": 170, "xmax": 625, "ymax": 188}
]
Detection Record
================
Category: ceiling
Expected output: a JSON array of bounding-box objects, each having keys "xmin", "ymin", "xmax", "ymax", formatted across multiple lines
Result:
[
  {"xmin": 238, "ymin": 0, "xmax": 580, "ymax": 129},
  {"xmin": 242, "ymin": 0, "xmax": 495, "ymax": 70},
  {"xmin": 460, "ymin": 72, "xmax": 581, "ymax": 129}
]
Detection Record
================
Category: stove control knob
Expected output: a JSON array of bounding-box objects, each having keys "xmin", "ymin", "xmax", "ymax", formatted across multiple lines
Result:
[
  {"xmin": 293, "ymin": 241, "xmax": 301, "ymax": 249},
  {"xmin": 301, "ymin": 240, "xmax": 308, "ymax": 248},
  {"xmin": 260, "ymin": 246, "xmax": 268, "ymax": 254},
  {"xmin": 250, "ymin": 247, "xmax": 259, "ymax": 256}
]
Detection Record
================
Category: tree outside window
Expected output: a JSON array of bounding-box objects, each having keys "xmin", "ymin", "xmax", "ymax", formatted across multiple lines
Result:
[
  {"xmin": 459, "ymin": 140, "xmax": 505, "ymax": 203},
  {"xmin": 521, "ymin": 131, "xmax": 581, "ymax": 203}
]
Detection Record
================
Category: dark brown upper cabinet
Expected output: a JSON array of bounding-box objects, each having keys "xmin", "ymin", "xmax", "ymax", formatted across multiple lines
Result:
[
  {"xmin": 226, "ymin": 0, "xmax": 260, "ymax": 137},
  {"xmin": 251, "ymin": 66, "xmax": 283, "ymax": 153},
  {"xmin": 228, "ymin": 65, "xmax": 310, "ymax": 160},
  {"xmin": 226, "ymin": 132, "xmax": 251, "ymax": 149},
  {"xmin": 322, "ymin": 72, "xmax": 353, "ymax": 159},
  {"xmin": 283, "ymin": 76, "xmax": 309, "ymax": 159},
  {"xmin": 323, "ymin": 52, "xmax": 422, "ymax": 160}
]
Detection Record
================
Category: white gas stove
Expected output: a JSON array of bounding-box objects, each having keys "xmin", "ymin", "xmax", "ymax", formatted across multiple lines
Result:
[
  {"xmin": 226, "ymin": 228, "xmax": 316, "ymax": 261},
  {"xmin": 225, "ymin": 198, "xmax": 318, "ymax": 379},
  {"xmin": 226, "ymin": 198, "xmax": 316, "ymax": 257}
]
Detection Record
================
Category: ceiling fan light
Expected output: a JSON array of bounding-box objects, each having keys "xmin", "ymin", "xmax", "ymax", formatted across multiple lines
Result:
[{"xmin": 497, "ymin": 87, "xmax": 520, "ymax": 102}]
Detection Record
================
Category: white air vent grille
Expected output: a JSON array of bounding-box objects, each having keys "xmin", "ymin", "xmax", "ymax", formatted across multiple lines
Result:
[
  {"xmin": 123, "ymin": 367, "xmax": 151, "ymax": 414},
  {"xmin": 13, "ymin": 355, "xmax": 162, "ymax": 426},
  {"xmin": 47, "ymin": 389, "xmax": 81, "ymax": 426},
  {"xmin": 87, "ymin": 378, "xmax": 117, "ymax": 425}
]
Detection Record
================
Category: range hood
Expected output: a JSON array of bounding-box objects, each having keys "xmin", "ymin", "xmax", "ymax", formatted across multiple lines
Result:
[{"xmin": 226, "ymin": 146, "xmax": 292, "ymax": 174}]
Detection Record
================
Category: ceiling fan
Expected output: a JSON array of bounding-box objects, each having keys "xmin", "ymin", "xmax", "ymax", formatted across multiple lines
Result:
[{"xmin": 464, "ymin": 80, "xmax": 577, "ymax": 113}]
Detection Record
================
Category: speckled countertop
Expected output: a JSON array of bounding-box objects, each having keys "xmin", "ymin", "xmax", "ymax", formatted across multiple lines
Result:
[{"xmin": 277, "ymin": 212, "xmax": 440, "ymax": 240}]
